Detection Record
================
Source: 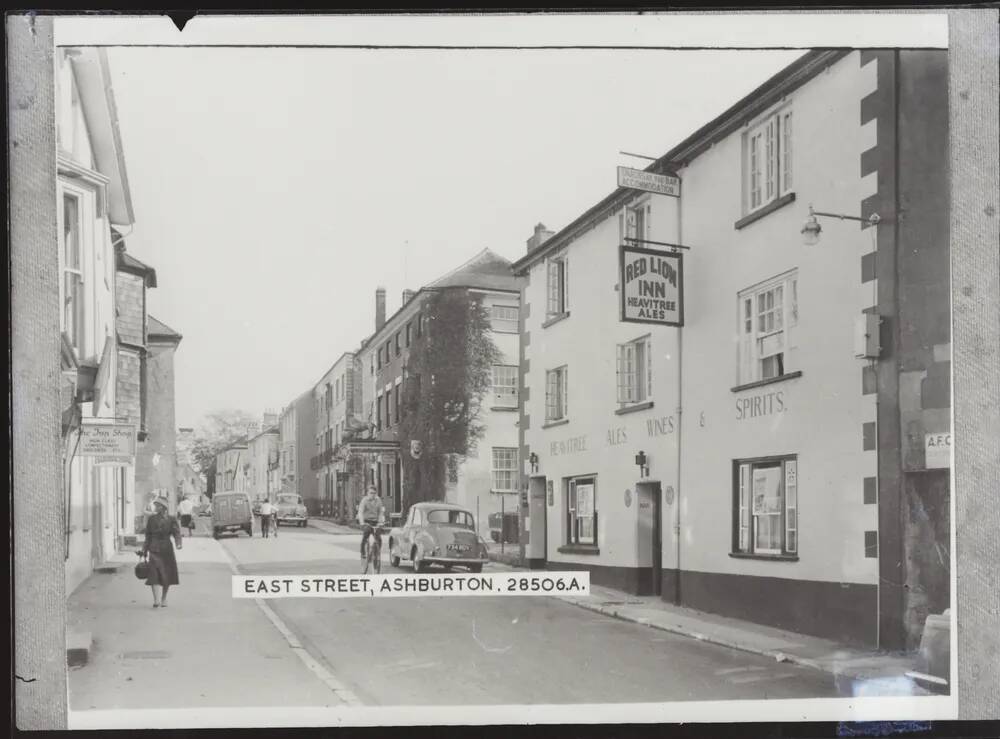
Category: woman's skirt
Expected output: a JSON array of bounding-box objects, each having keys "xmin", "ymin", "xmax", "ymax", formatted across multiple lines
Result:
[
  {"xmin": 180, "ymin": 514, "xmax": 193, "ymax": 529},
  {"xmin": 145, "ymin": 547, "xmax": 180, "ymax": 586}
]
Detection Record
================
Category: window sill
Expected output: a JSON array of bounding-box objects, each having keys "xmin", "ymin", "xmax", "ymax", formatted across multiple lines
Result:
[
  {"xmin": 731, "ymin": 371, "xmax": 803, "ymax": 393},
  {"xmin": 542, "ymin": 312, "xmax": 571, "ymax": 329},
  {"xmin": 491, "ymin": 406, "xmax": 519, "ymax": 412},
  {"xmin": 615, "ymin": 400, "xmax": 654, "ymax": 416},
  {"xmin": 542, "ymin": 418, "xmax": 570, "ymax": 430},
  {"xmin": 558, "ymin": 545, "xmax": 601, "ymax": 555},
  {"xmin": 729, "ymin": 552, "xmax": 799, "ymax": 562},
  {"xmin": 734, "ymin": 192, "xmax": 796, "ymax": 230}
]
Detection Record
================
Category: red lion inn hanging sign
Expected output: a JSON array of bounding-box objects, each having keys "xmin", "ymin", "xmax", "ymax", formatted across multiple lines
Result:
[{"xmin": 620, "ymin": 245, "xmax": 684, "ymax": 327}]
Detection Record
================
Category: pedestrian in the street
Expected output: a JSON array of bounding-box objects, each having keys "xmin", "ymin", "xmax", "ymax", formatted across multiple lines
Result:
[
  {"xmin": 260, "ymin": 498, "xmax": 273, "ymax": 538},
  {"xmin": 140, "ymin": 496, "xmax": 182, "ymax": 608},
  {"xmin": 271, "ymin": 504, "xmax": 278, "ymax": 538},
  {"xmin": 177, "ymin": 494, "xmax": 195, "ymax": 536}
]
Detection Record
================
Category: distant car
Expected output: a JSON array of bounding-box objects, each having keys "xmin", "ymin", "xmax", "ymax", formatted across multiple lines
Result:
[
  {"xmin": 196, "ymin": 502, "xmax": 212, "ymax": 517},
  {"xmin": 211, "ymin": 492, "xmax": 253, "ymax": 538},
  {"xmin": 388, "ymin": 502, "xmax": 489, "ymax": 573},
  {"xmin": 275, "ymin": 493, "xmax": 308, "ymax": 527},
  {"xmin": 252, "ymin": 499, "xmax": 263, "ymax": 516}
]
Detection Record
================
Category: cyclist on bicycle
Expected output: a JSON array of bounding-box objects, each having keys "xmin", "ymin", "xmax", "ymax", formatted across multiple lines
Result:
[{"xmin": 358, "ymin": 486, "xmax": 386, "ymax": 560}]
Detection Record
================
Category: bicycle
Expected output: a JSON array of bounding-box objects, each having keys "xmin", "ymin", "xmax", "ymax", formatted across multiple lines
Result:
[{"xmin": 362, "ymin": 523, "xmax": 383, "ymax": 575}]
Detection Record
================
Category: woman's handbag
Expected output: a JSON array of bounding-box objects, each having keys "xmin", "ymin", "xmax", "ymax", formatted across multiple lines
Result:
[{"xmin": 134, "ymin": 554, "xmax": 150, "ymax": 580}]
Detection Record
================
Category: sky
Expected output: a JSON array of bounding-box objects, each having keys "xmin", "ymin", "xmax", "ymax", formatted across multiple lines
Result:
[{"xmin": 53, "ymin": 14, "xmax": 945, "ymax": 428}]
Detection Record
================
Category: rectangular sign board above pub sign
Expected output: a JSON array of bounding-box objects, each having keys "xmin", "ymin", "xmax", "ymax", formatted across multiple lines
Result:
[
  {"xmin": 620, "ymin": 245, "xmax": 684, "ymax": 326},
  {"xmin": 617, "ymin": 166, "xmax": 680, "ymax": 197}
]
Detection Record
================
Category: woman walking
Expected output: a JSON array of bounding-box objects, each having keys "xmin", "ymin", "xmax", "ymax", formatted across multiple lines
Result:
[{"xmin": 140, "ymin": 497, "xmax": 182, "ymax": 608}]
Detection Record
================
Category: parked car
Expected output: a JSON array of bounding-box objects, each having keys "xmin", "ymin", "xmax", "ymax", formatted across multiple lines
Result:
[
  {"xmin": 211, "ymin": 492, "xmax": 253, "ymax": 538},
  {"xmin": 275, "ymin": 493, "xmax": 308, "ymax": 527},
  {"xmin": 252, "ymin": 498, "xmax": 264, "ymax": 516},
  {"xmin": 388, "ymin": 502, "xmax": 489, "ymax": 573},
  {"xmin": 196, "ymin": 502, "xmax": 212, "ymax": 517}
]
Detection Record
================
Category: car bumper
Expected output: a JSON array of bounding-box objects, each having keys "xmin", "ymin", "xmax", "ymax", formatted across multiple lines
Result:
[
  {"xmin": 424, "ymin": 557, "xmax": 488, "ymax": 566},
  {"xmin": 277, "ymin": 515, "xmax": 307, "ymax": 522}
]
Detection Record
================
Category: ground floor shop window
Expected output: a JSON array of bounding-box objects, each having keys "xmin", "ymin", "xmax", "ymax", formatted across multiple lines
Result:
[
  {"xmin": 734, "ymin": 455, "xmax": 797, "ymax": 556},
  {"xmin": 566, "ymin": 476, "xmax": 597, "ymax": 546}
]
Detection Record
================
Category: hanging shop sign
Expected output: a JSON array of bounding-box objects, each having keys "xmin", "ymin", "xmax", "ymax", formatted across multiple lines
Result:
[
  {"xmin": 78, "ymin": 422, "xmax": 137, "ymax": 461},
  {"xmin": 617, "ymin": 166, "xmax": 680, "ymax": 197},
  {"xmin": 620, "ymin": 246, "xmax": 684, "ymax": 326}
]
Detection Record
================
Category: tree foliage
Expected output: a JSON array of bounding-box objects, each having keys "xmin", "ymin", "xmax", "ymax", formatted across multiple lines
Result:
[
  {"xmin": 190, "ymin": 408, "xmax": 258, "ymax": 482},
  {"xmin": 398, "ymin": 289, "xmax": 502, "ymax": 510}
]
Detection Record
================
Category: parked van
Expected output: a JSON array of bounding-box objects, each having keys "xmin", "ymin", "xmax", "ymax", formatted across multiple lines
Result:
[{"xmin": 211, "ymin": 492, "xmax": 253, "ymax": 538}]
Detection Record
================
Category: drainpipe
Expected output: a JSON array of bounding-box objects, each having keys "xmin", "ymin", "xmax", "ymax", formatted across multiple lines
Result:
[{"xmin": 674, "ymin": 178, "xmax": 684, "ymax": 606}]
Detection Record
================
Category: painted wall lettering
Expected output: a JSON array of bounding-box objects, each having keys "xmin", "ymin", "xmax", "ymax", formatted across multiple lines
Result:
[
  {"xmin": 735, "ymin": 390, "xmax": 785, "ymax": 420},
  {"xmin": 606, "ymin": 427, "xmax": 628, "ymax": 446},
  {"xmin": 645, "ymin": 416, "xmax": 675, "ymax": 437},
  {"xmin": 551, "ymin": 435, "xmax": 588, "ymax": 457}
]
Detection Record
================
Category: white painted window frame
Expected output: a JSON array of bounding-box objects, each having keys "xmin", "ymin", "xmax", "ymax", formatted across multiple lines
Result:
[
  {"xmin": 742, "ymin": 105, "xmax": 794, "ymax": 215},
  {"xmin": 545, "ymin": 366, "xmax": 568, "ymax": 422},
  {"xmin": 616, "ymin": 334, "xmax": 653, "ymax": 407},
  {"xmin": 490, "ymin": 303, "xmax": 520, "ymax": 333},
  {"xmin": 491, "ymin": 447, "xmax": 519, "ymax": 492},
  {"xmin": 491, "ymin": 364, "xmax": 519, "ymax": 408},
  {"xmin": 737, "ymin": 270, "xmax": 798, "ymax": 385}
]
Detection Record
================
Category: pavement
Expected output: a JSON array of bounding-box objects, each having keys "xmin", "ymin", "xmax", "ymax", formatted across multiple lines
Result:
[{"xmin": 66, "ymin": 521, "xmax": 346, "ymax": 712}]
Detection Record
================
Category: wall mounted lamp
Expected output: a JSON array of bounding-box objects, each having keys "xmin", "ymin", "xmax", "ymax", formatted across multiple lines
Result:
[
  {"xmin": 801, "ymin": 204, "xmax": 882, "ymax": 246},
  {"xmin": 635, "ymin": 450, "xmax": 649, "ymax": 478}
]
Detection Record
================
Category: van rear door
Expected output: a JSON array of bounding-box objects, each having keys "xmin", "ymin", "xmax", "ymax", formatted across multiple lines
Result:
[{"xmin": 216, "ymin": 496, "xmax": 232, "ymax": 525}]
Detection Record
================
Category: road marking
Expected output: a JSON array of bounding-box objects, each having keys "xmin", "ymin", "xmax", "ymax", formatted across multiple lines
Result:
[
  {"xmin": 726, "ymin": 671, "xmax": 799, "ymax": 684},
  {"xmin": 217, "ymin": 540, "xmax": 364, "ymax": 706},
  {"xmin": 715, "ymin": 666, "xmax": 767, "ymax": 675}
]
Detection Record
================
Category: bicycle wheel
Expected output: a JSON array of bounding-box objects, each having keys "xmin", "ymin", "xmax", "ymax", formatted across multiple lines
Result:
[{"xmin": 373, "ymin": 547, "xmax": 381, "ymax": 574}]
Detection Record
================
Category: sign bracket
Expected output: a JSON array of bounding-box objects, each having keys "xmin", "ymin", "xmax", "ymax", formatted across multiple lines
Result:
[{"xmin": 623, "ymin": 237, "xmax": 692, "ymax": 251}]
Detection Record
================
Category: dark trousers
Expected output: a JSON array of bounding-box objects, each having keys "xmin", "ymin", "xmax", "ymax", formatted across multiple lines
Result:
[
  {"xmin": 261, "ymin": 515, "xmax": 270, "ymax": 537},
  {"xmin": 361, "ymin": 521, "xmax": 379, "ymax": 556}
]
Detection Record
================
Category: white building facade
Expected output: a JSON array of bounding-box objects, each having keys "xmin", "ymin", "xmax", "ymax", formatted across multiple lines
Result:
[
  {"xmin": 57, "ymin": 47, "xmax": 136, "ymax": 595},
  {"xmin": 514, "ymin": 49, "xmax": 951, "ymax": 649}
]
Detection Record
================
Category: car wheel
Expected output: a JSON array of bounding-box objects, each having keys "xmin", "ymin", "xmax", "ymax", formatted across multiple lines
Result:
[
  {"xmin": 389, "ymin": 539, "xmax": 401, "ymax": 567},
  {"xmin": 246, "ymin": 525, "xmax": 252, "ymax": 537},
  {"xmin": 212, "ymin": 527, "xmax": 220, "ymax": 539},
  {"xmin": 468, "ymin": 564, "xmax": 483, "ymax": 573},
  {"xmin": 412, "ymin": 546, "xmax": 427, "ymax": 573}
]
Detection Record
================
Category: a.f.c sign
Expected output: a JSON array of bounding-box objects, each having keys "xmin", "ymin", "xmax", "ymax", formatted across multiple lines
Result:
[{"xmin": 620, "ymin": 246, "xmax": 684, "ymax": 326}]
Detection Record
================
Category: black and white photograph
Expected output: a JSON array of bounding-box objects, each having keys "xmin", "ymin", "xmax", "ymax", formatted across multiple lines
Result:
[{"xmin": 9, "ymin": 9, "xmax": 999, "ymax": 731}]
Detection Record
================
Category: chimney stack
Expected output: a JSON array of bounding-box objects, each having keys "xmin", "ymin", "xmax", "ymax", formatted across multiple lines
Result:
[
  {"xmin": 526, "ymin": 222, "xmax": 555, "ymax": 253},
  {"xmin": 402, "ymin": 289, "xmax": 416, "ymax": 306},
  {"xmin": 375, "ymin": 287, "xmax": 387, "ymax": 331},
  {"xmin": 262, "ymin": 410, "xmax": 278, "ymax": 430}
]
